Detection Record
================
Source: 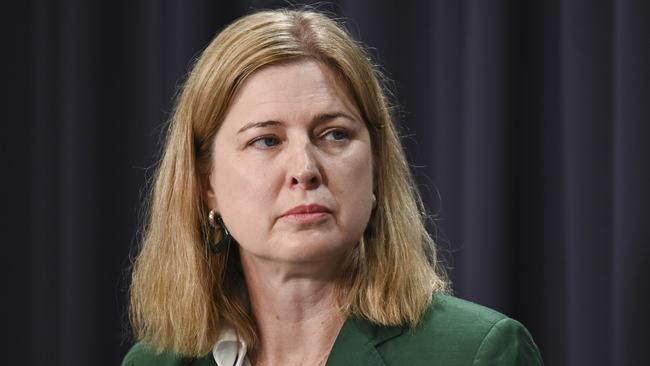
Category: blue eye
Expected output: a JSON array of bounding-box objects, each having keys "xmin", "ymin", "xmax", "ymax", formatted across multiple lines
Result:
[
  {"xmin": 251, "ymin": 136, "xmax": 280, "ymax": 149},
  {"xmin": 324, "ymin": 130, "xmax": 349, "ymax": 141}
]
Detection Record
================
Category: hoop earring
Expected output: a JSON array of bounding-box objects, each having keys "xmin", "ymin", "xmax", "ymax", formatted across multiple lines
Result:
[{"xmin": 208, "ymin": 210, "xmax": 232, "ymax": 253}]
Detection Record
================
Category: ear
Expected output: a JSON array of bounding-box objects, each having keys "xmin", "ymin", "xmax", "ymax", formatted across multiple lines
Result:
[{"xmin": 202, "ymin": 173, "xmax": 219, "ymax": 212}]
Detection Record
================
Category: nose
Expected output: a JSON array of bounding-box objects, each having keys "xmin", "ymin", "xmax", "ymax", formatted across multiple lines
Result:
[{"xmin": 289, "ymin": 144, "xmax": 322, "ymax": 190}]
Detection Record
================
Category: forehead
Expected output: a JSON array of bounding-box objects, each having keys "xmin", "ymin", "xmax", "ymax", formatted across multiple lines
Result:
[{"xmin": 220, "ymin": 60, "xmax": 361, "ymax": 129}]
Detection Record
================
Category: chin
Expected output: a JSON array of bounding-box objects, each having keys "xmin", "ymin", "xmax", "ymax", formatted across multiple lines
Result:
[{"xmin": 272, "ymin": 235, "xmax": 355, "ymax": 264}]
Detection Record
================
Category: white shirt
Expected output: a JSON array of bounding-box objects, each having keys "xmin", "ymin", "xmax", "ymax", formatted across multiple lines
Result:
[{"xmin": 212, "ymin": 325, "xmax": 251, "ymax": 366}]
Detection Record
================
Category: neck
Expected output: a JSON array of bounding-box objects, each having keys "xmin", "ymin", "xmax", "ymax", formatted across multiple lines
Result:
[{"xmin": 241, "ymin": 252, "xmax": 347, "ymax": 366}]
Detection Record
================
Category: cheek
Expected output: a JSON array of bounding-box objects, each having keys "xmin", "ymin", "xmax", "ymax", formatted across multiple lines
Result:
[
  {"xmin": 329, "ymin": 146, "xmax": 374, "ymax": 229},
  {"xmin": 211, "ymin": 154, "xmax": 282, "ymax": 229},
  {"xmin": 212, "ymin": 155, "xmax": 281, "ymax": 243},
  {"xmin": 339, "ymin": 143, "xmax": 373, "ymax": 194}
]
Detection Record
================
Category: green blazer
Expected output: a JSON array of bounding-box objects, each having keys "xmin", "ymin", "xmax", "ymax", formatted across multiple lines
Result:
[{"xmin": 122, "ymin": 294, "xmax": 543, "ymax": 365}]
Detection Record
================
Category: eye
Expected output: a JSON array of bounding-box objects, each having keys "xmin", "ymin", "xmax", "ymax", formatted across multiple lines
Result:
[
  {"xmin": 323, "ymin": 129, "xmax": 349, "ymax": 141},
  {"xmin": 250, "ymin": 136, "xmax": 281, "ymax": 149}
]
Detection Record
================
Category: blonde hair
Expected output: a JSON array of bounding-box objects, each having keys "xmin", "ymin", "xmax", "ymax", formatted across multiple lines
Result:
[{"xmin": 128, "ymin": 8, "xmax": 449, "ymax": 357}]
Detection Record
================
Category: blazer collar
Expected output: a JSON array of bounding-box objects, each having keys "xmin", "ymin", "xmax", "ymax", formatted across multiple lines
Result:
[
  {"xmin": 190, "ymin": 316, "xmax": 405, "ymax": 366},
  {"xmin": 326, "ymin": 316, "xmax": 404, "ymax": 366}
]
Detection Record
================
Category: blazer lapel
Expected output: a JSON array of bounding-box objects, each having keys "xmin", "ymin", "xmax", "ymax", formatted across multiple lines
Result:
[{"xmin": 326, "ymin": 317, "xmax": 404, "ymax": 366}]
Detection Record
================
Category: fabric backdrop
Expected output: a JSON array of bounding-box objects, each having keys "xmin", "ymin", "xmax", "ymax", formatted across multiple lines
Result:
[{"xmin": 3, "ymin": 1, "xmax": 648, "ymax": 365}]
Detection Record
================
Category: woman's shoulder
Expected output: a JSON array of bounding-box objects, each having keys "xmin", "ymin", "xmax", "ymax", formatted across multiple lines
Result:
[
  {"xmin": 121, "ymin": 342, "xmax": 214, "ymax": 366},
  {"xmin": 371, "ymin": 293, "xmax": 543, "ymax": 365},
  {"xmin": 426, "ymin": 292, "xmax": 513, "ymax": 331}
]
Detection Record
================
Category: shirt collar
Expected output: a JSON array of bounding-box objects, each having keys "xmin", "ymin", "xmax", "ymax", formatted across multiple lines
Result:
[{"xmin": 212, "ymin": 324, "xmax": 250, "ymax": 366}]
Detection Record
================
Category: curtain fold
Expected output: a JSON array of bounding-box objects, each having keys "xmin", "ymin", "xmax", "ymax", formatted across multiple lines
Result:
[
  {"xmin": 612, "ymin": 1, "xmax": 650, "ymax": 365},
  {"xmin": 561, "ymin": 0, "xmax": 614, "ymax": 364}
]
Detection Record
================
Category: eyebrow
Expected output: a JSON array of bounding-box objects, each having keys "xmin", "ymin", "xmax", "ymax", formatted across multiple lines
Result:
[
  {"xmin": 237, "ymin": 112, "xmax": 358, "ymax": 134},
  {"xmin": 237, "ymin": 120, "xmax": 283, "ymax": 133}
]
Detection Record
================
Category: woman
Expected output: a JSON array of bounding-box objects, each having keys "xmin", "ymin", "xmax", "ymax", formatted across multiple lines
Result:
[{"xmin": 123, "ymin": 8, "xmax": 542, "ymax": 366}]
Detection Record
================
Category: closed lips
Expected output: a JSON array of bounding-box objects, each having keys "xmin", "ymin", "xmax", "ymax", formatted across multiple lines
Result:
[{"xmin": 282, "ymin": 204, "xmax": 331, "ymax": 217}]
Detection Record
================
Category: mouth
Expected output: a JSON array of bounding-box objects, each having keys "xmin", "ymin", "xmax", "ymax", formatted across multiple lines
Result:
[{"xmin": 281, "ymin": 204, "xmax": 332, "ymax": 224}]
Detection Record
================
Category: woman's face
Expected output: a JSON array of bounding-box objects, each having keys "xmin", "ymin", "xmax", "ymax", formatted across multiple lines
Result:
[{"xmin": 206, "ymin": 60, "xmax": 374, "ymax": 266}]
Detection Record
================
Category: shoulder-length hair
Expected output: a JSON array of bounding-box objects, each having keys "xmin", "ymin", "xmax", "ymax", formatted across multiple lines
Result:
[{"xmin": 129, "ymin": 8, "xmax": 449, "ymax": 357}]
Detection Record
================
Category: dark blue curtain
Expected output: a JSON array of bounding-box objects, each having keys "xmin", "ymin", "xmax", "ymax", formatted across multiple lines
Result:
[{"xmin": 4, "ymin": 1, "xmax": 648, "ymax": 365}]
